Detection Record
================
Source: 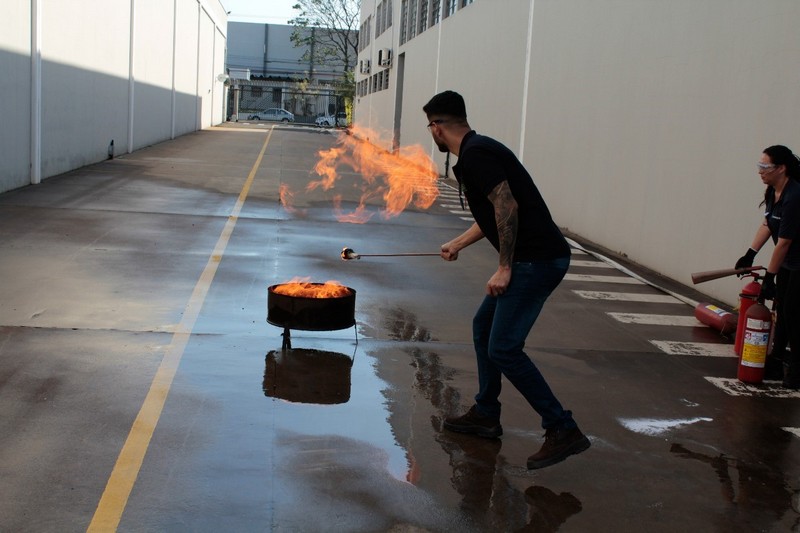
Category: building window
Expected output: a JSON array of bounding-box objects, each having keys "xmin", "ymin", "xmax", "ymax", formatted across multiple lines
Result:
[
  {"xmin": 251, "ymin": 86, "xmax": 263, "ymax": 98},
  {"xmin": 386, "ymin": 0, "xmax": 393, "ymax": 28},
  {"xmin": 431, "ymin": 0, "xmax": 440, "ymax": 25},
  {"xmin": 408, "ymin": 0, "xmax": 417, "ymax": 39},
  {"xmin": 461, "ymin": 0, "xmax": 473, "ymax": 6},
  {"xmin": 272, "ymin": 88, "xmax": 281, "ymax": 103},
  {"xmin": 359, "ymin": 16, "xmax": 373, "ymax": 51},
  {"xmin": 445, "ymin": 0, "xmax": 456, "ymax": 17},
  {"xmin": 383, "ymin": 70, "xmax": 390, "ymax": 90},
  {"xmin": 419, "ymin": 0, "xmax": 428, "ymax": 33},
  {"xmin": 400, "ymin": 0, "xmax": 408, "ymax": 44}
]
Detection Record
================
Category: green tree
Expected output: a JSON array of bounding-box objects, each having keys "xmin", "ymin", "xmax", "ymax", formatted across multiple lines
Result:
[{"xmin": 289, "ymin": 0, "xmax": 360, "ymax": 76}]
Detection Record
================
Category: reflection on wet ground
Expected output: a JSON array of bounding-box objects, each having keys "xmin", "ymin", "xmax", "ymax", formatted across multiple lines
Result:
[
  {"xmin": 401, "ymin": 345, "xmax": 584, "ymax": 531},
  {"xmin": 263, "ymin": 349, "xmax": 354, "ymax": 404},
  {"xmin": 384, "ymin": 307, "xmax": 433, "ymax": 342},
  {"xmin": 670, "ymin": 442, "xmax": 796, "ymax": 529}
]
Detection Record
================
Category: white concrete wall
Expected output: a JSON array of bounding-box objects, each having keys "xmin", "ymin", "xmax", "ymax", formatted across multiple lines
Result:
[
  {"xmin": 0, "ymin": 0, "xmax": 228, "ymax": 193},
  {"xmin": 0, "ymin": 1, "xmax": 33, "ymax": 191},
  {"xmin": 356, "ymin": 0, "xmax": 800, "ymax": 305},
  {"xmin": 527, "ymin": 0, "xmax": 800, "ymax": 304}
]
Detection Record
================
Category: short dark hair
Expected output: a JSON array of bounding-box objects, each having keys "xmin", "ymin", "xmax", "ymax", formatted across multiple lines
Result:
[{"xmin": 423, "ymin": 90, "xmax": 467, "ymax": 119}]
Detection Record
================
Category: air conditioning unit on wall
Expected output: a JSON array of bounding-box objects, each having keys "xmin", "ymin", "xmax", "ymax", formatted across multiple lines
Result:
[
  {"xmin": 360, "ymin": 59, "xmax": 371, "ymax": 74},
  {"xmin": 378, "ymin": 48, "xmax": 392, "ymax": 67}
]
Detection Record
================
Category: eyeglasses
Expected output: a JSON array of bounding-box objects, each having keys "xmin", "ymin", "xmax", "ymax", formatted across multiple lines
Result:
[
  {"xmin": 426, "ymin": 119, "xmax": 447, "ymax": 130},
  {"xmin": 757, "ymin": 162, "xmax": 776, "ymax": 172}
]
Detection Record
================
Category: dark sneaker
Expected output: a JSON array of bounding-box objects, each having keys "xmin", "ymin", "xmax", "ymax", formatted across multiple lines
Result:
[
  {"xmin": 443, "ymin": 405, "xmax": 503, "ymax": 439},
  {"xmin": 527, "ymin": 427, "xmax": 590, "ymax": 470}
]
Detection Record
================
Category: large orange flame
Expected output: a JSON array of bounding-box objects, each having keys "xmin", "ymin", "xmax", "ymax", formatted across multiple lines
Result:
[
  {"xmin": 272, "ymin": 277, "xmax": 352, "ymax": 298},
  {"xmin": 306, "ymin": 125, "xmax": 440, "ymax": 223}
]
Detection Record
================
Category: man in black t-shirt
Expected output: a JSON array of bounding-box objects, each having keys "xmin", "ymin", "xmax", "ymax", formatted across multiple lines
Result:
[{"xmin": 424, "ymin": 91, "xmax": 590, "ymax": 470}]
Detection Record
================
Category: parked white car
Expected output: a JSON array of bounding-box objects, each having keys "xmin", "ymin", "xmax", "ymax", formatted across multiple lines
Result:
[
  {"xmin": 247, "ymin": 108, "xmax": 295, "ymax": 122},
  {"xmin": 315, "ymin": 112, "xmax": 348, "ymax": 127}
]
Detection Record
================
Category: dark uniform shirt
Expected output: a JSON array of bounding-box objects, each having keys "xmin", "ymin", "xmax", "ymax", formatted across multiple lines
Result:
[
  {"xmin": 452, "ymin": 131, "xmax": 570, "ymax": 262},
  {"xmin": 765, "ymin": 178, "xmax": 800, "ymax": 270}
]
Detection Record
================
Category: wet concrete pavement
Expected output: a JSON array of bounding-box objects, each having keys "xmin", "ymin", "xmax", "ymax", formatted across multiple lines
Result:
[{"xmin": 1, "ymin": 123, "xmax": 799, "ymax": 532}]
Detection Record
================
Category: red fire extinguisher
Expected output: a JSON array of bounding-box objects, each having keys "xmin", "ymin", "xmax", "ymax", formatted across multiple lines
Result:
[
  {"xmin": 734, "ymin": 276, "xmax": 763, "ymax": 355},
  {"xmin": 694, "ymin": 303, "xmax": 737, "ymax": 335},
  {"xmin": 738, "ymin": 297, "xmax": 772, "ymax": 384}
]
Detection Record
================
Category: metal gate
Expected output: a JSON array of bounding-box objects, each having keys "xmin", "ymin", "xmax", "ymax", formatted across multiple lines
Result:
[{"xmin": 227, "ymin": 80, "xmax": 348, "ymax": 126}]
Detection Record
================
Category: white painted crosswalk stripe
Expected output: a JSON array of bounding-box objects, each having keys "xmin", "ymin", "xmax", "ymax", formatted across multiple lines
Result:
[
  {"xmin": 573, "ymin": 290, "xmax": 683, "ymax": 304},
  {"xmin": 564, "ymin": 274, "xmax": 644, "ymax": 284},
  {"xmin": 650, "ymin": 341, "xmax": 735, "ymax": 358},
  {"xmin": 570, "ymin": 260, "xmax": 614, "ymax": 269},
  {"xmin": 704, "ymin": 377, "xmax": 800, "ymax": 398},
  {"xmin": 608, "ymin": 313, "xmax": 701, "ymax": 327}
]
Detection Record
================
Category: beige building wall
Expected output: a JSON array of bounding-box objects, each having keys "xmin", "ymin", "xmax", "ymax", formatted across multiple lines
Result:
[{"xmin": 356, "ymin": 0, "xmax": 800, "ymax": 305}]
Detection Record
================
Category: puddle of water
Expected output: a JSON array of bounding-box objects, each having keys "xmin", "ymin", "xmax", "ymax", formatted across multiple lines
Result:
[{"xmin": 264, "ymin": 347, "xmax": 410, "ymax": 480}]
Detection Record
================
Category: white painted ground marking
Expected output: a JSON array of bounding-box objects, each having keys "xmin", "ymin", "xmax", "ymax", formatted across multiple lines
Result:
[
  {"xmin": 608, "ymin": 313, "xmax": 701, "ymax": 327},
  {"xmin": 564, "ymin": 273, "xmax": 644, "ymax": 284},
  {"xmin": 573, "ymin": 290, "xmax": 683, "ymax": 304},
  {"xmin": 459, "ymin": 217, "xmax": 474, "ymax": 222},
  {"xmin": 783, "ymin": 427, "xmax": 800, "ymax": 438},
  {"xmin": 618, "ymin": 417, "xmax": 713, "ymax": 437},
  {"xmin": 570, "ymin": 260, "xmax": 614, "ymax": 269},
  {"xmin": 650, "ymin": 340, "xmax": 735, "ymax": 358},
  {"xmin": 440, "ymin": 204, "xmax": 464, "ymax": 209},
  {"xmin": 565, "ymin": 238, "xmax": 699, "ymax": 307},
  {"xmin": 705, "ymin": 377, "xmax": 800, "ymax": 398},
  {"xmin": 570, "ymin": 248, "xmax": 587, "ymax": 255}
]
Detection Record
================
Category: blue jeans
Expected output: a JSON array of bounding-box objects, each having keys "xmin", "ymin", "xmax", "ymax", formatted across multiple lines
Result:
[{"xmin": 472, "ymin": 257, "xmax": 575, "ymax": 430}]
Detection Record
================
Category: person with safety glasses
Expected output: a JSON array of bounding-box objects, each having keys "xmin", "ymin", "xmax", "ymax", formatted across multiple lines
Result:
[
  {"xmin": 424, "ymin": 90, "xmax": 590, "ymax": 469},
  {"xmin": 735, "ymin": 145, "xmax": 800, "ymax": 388}
]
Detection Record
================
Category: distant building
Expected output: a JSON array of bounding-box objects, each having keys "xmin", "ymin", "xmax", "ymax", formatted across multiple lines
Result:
[
  {"xmin": 226, "ymin": 22, "xmax": 354, "ymax": 83},
  {"xmin": 225, "ymin": 22, "xmax": 356, "ymax": 125}
]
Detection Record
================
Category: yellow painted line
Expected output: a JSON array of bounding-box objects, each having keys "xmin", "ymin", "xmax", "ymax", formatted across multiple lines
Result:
[{"xmin": 87, "ymin": 128, "xmax": 274, "ymax": 532}]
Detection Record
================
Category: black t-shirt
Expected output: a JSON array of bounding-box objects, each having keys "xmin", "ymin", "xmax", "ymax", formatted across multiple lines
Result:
[
  {"xmin": 765, "ymin": 178, "xmax": 800, "ymax": 270},
  {"xmin": 452, "ymin": 131, "xmax": 570, "ymax": 261}
]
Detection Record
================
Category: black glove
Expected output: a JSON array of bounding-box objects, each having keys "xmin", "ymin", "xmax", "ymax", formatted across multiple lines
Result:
[
  {"xmin": 735, "ymin": 248, "xmax": 757, "ymax": 270},
  {"xmin": 759, "ymin": 272, "xmax": 776, "ymax": 302}
]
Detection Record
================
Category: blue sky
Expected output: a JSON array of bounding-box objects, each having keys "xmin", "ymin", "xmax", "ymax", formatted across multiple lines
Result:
[{"xmin": 220, "ymin": 0, "xmax": 298, "ymax": 25}]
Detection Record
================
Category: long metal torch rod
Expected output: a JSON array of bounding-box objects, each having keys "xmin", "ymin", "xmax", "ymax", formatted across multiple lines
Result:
[{"xmin": 356, "ymin": 252, "xmax": 440, "ymax": 257}]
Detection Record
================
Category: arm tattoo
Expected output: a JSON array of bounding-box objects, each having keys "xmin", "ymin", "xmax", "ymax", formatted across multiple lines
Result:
[{"xmin": 488, "ymin": 181, "xmax": 518, "ymax": 267}]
